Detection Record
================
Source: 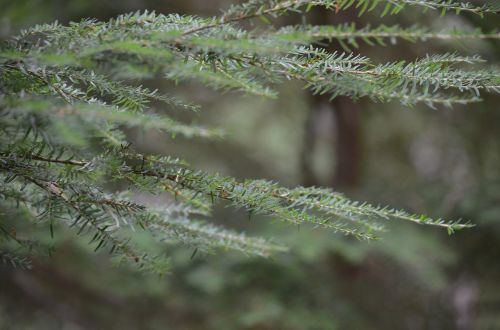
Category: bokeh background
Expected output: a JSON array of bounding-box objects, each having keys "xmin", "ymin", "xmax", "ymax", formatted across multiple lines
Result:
[{"xmin": 1, "ymin": 1, "xmax": 499, "ymax": 329}]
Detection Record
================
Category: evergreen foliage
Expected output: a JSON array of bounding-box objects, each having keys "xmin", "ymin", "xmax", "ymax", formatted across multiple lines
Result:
[{"xmin": 1, "ymin": 0, "xmax": 497, "ymax": 275}]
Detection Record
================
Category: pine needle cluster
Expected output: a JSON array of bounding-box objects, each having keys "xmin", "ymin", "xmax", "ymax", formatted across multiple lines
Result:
[{"xmin": 1, "ymin": 0, "xmax": 497, "ymax": 274}]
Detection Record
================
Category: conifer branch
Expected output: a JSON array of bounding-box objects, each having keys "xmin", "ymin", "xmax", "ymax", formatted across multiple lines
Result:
[
  {"xmin": 0, "ymin": 151, "xmax": 473, "ymax": 239},
  {"xmin": 1, "ymin": 2, "xmax": 492, "ymax": 273},
  {"xmin": 222, "ymin": 0, "xmax": 498, "ymax": 25},
  {"xmin": 277, "ymin": 24, "xmax": 500, "ymax": 48},
  {"xmin": 0, "ymin": 252, "xmax": 33, "ymax": 270}
]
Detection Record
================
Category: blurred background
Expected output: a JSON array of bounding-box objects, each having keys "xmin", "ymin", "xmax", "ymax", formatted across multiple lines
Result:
[{"xmin": 1, "ymin": 1, "xmax": 499, "ymax": 329}]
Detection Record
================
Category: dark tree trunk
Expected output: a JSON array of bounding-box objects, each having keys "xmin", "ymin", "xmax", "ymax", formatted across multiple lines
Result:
[
  {"xmin": 300, "ymin": 9, "xmax": 363, "ymax": 189},
  {"xmin": 331, "ymin": 96, "xmax": 362, "ymax": 187}
]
